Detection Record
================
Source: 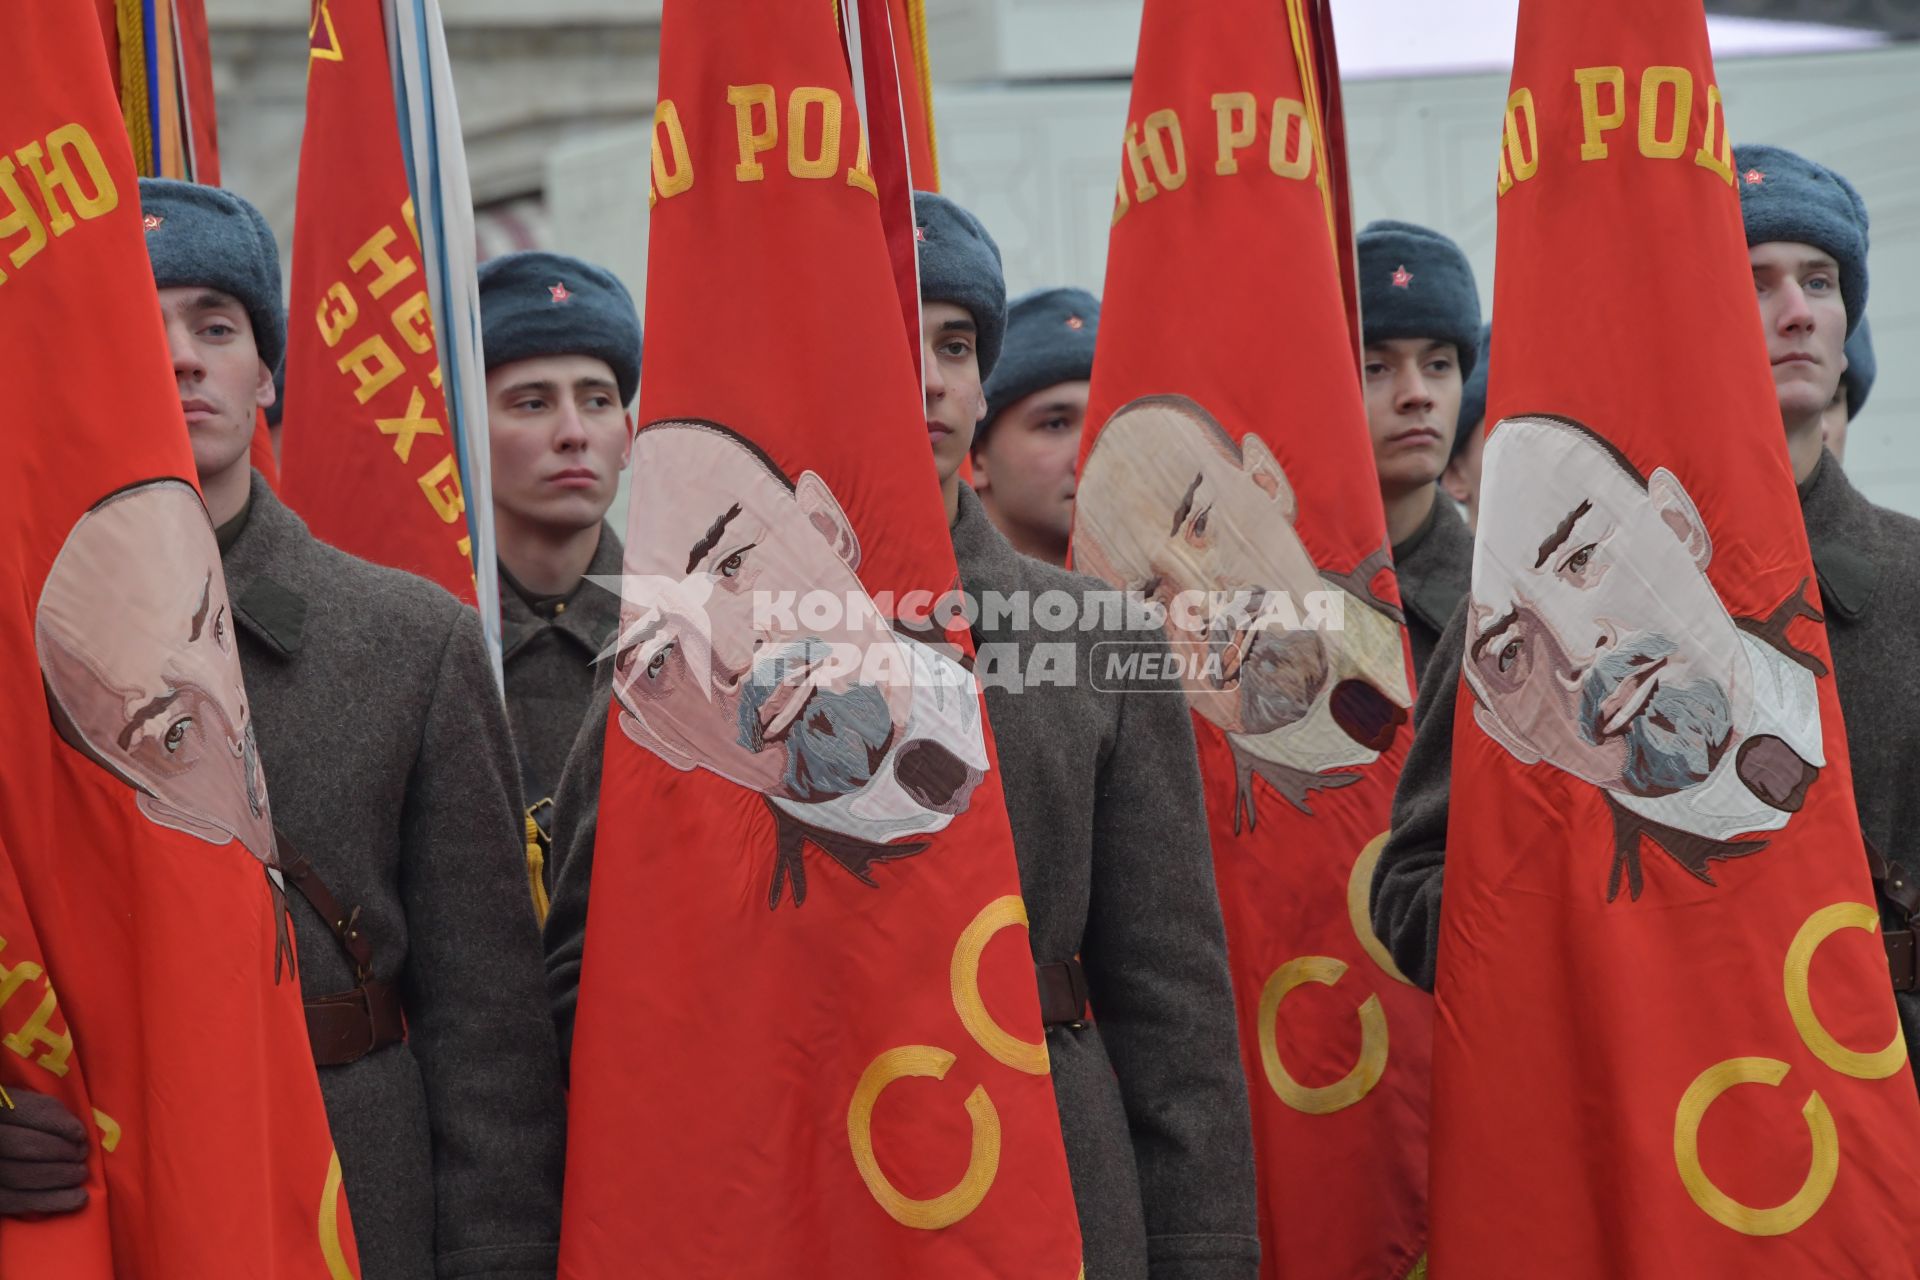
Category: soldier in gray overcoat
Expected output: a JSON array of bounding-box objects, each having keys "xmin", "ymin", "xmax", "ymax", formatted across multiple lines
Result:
[
  {"xmin": 479, "ymin": 252, "xmax": 638, "ymax": 909},
  {"xmin": 915, "ymin": 190, "xmax": 1260, "ymax": 1280},
  {"xmin": 1356, "ymin": 220, "xmax": 1481, "ymax": 685},
  {"xmin": 1370, "ymin": 146, "xmax": 1920, "ymax": 1067},
  {"xmin": 106, "ymin": 179, "xmax": 566, "ymax": 1279}
]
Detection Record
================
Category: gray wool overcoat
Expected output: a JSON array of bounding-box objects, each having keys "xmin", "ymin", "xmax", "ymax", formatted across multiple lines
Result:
[
  {"xmin": 500, "ymin": 525, "xmax": 625, "ymax": 818},
  {"xmin": 225, "ymin": 473, "xmax": 567, "ymax": 1279},
  {"xmin": 1391, "ymin": 496, "xmax": 1473, "ymax": 692},
  {"xmin": 544, "ymin": 487, "xmax": 1259, "ymax": 1280},
  {"xmin": 1371, "ymin": 451, "xmax": 1920, "ymax": 1066}
]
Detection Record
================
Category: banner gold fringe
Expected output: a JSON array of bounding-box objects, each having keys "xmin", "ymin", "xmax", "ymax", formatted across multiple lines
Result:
[
  {"xmin": 118, "ymin": 0, "xmax": 154, "ymax": 174},
  {"xmin": 904, "ymin": 0, "xmax": 939, "ymax": 188},
  {"xmin": 1284, "ymin": 0, "xmax": 1337, "ymax": 249}
]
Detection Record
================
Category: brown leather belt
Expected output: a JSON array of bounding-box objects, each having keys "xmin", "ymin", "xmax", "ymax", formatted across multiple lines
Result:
[
  {"xmin": 1036, "ymin": 958, "xmax": 1089, "ymax": 1028},
  {"xmin": 1889, "ymin": 933, "xmax": 1916, "ymax": 994},
  {"xmin": 278, "ymin": 831, "xmax": 407, "ymax": 1067}
]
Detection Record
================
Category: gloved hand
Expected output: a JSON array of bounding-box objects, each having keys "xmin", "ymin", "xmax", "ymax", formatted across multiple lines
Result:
[{"xmin": 0, "ymin": 1086, "xmax": 89, "ymax": 1216}]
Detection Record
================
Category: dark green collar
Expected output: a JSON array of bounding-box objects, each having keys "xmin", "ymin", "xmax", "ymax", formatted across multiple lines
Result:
[
  {"xmin": 214, "ymin": 497, "xmax": 253, "ymax": 553},
  {"xmin": 1799, "ymin": 449, "xmax": 1880, "ymax": 624}
]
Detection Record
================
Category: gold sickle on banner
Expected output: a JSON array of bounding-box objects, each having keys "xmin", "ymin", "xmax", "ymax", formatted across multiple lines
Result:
[
  {"xmin": 847, "ymin": 1046, "xmax": 1001, "ymax": 1230},
  {"xmin": 1349, "ymin": 833, "xmax": 1414, "ymax": 986},
  {"xmin": 952, "ymin": 895, "xmax": 1050, "ymax": 1076},
  {"xmin": 1257, "ymin": 956, "xmax": 1388, "ymax": 1115},
  {"xmin": 1674, "ymin": 1057, "xmax": 1837, "ymax": 1237},
  {"xmin": 1784, "ymin": 902, "xmax": 1907, "ymax": 1080},
  {"xmin": 320, "ymin": 1149, "xmax": 354, "ymax": 1280}
]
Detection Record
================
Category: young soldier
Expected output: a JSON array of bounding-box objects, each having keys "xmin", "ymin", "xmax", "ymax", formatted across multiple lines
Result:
[
  {"xmin": 480, "ymin": 251, "xmax": 640, "ymax": 909},
  {"xmin": 914, "ymin": 191, "xmax": 1259, "ymax": 1279},
  {"xmin": 1357, "ymin": 220, "xmax": 1482, "ymax": 682},
  {"xmin": 1822, "ymin": 316, "xmax": 1873, "ymax": 465},
  {"xmin": 1441, "ymin": 322, "xmax": 1493, "ymax": 531},
  {"xmin": 971, "ymin": 286, "xmax": 1100, "ymax": 566},
  {"xmin": 106, "ymin": 180, "xmax": 564, "ymax": 1277},
  {"xmin": 1369, "ymin": 146, "xmax": 1920, "ymax": 1069}
]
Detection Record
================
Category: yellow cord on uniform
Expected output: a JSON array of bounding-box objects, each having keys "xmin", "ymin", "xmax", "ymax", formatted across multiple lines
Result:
[{"xmin": 525, "ymin": 814, "xmax": 551, "ymax": 925}]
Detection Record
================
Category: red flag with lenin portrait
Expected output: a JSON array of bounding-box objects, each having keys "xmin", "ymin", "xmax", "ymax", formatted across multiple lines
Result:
[
  {"xmin": 1072, "ymin": 3, "xmax": 1430, "ymax": 1277},
  {"xmin": 557, "ymin": 0, "xmax": 1083, "ymax": 1275},
  {"xmin": 279, "ymin": 0, "xmax": 473, "ymax": 603},
  {"xmin": 1431, "ymin": 0, "xmax": 1920, "ymax": 1272},
  {"xmin": 0, "ymin": 5, "xmax": 356, "ymax": 1276}
]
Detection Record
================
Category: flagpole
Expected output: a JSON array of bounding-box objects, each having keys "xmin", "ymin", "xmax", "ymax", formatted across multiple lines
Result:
[{"xmin": 384, "ymin": 0, "xmax": 503, "ymax": 690}]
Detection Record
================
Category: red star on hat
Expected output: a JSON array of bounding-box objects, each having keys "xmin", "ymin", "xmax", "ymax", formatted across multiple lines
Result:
[
  {"xmin": 1744, "ymin": 168, "xmax": 1765, "ymax": 185},
  {"xmin": 549, "ymin": 282, "xmax": 571, "ymax": 303},
  {"xmin": 1065, "ymin": 315, "xmax": 1085, "ymax": 330},
  {"xmin": 914, "ymin": 226, "xmax": 927, "ymax": 242},
  {"xmin": 1391, "ymin": 264, "xmax": 1413, "ymax": 289},
  {"xmin": 142, "ymin": 213, "xmax": 163, "ymax": 231}
]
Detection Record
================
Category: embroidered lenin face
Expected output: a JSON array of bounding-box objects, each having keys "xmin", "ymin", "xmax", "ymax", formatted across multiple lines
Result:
[
  {"xmin": 37, "ymin": 479, "xmax": 276, "ymax": 865},
  {"xmin": 613, "ymin": 420, "xmax": 974, "ymax": 809},
  {"xmin": 1465, "ymin": 414, "xmax": 1821, "ymax": 811},
  {"xmin": 1074, "ymin": 395, "xmax": 1411, "ymax": 766}
]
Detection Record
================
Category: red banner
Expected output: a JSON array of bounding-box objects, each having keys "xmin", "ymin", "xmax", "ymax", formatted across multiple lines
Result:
[
  {"xmin": 1073, "ymin": 4, "xmax": 1430, "ymax": 1276},
  {"xmin": 0, "ymin": 7, "xmax": 356, "ymax": 1275},
  {"xmin": 279, "ymin": 0, "xmax": 472, "ymax": 602},
  {"xmin": 560, "ymin": 1, "xmax": 1083, "ymax": 1275},
  {"xmin": 1432, "ymin": 0, "xmax": 1920, "ymax": 1271}
]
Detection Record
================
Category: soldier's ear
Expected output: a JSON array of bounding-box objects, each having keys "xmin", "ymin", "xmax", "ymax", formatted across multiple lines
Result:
[
  {"xmin": 794, "ymin": 469, "xmax": 861, "ymax": 570},
  {"xmin": 1647, "ymin": 466, "xmax": 1712, "ymax": 570},
  {"xmin": 137, "ymin": 793, "xmax": 233, "ymax": 846},
  {"xmin": 254, "ymin": 357, "xmax": 277, "ymax": 411},
  {"xmin": 1239, "ymin": 433, "xmax": 1296, "ymax": 521}
]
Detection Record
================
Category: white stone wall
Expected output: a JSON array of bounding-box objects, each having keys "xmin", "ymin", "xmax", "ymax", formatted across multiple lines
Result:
[
  {"xmin": 202, "ymin": 3, "xmax": 1914, "ymax": 517},
  {"xmin": 206, "ymin": 2, "xmax": 660, "ymax": 247},
  {"xmin": 929, "ymin": 45, "xmax": 1920, "ymax": 516}
]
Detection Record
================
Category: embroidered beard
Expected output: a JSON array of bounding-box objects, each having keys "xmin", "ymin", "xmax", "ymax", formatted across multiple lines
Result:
[
  {"xmin": 1578, "ymin": 634, "xmax": 1733, "ymax": 797},
  {"xmin": 737, "ymin": 638, "xmax": 896, "ymax": 803},
  {"xmin": 1207, "ymin": 596, "xmax": 1329, "ymax": 735}
]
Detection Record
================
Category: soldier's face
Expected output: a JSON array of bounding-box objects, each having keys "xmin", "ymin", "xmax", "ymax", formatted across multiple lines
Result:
[
  {"xmin": 922, "ymin": 301, "xmax": 987, "ymax": 488},
  {"xmin": 972, "ymin": 380, "xmax": 1087, "ymax": 556},
  {"xmin": 38, "ymin": 483, "xmax": 273, "ymax": 860},
  {"xmin": 1363, "ymin": 338, "xmax": 1462, "ymax": 498},
  {"xmin": 1751, "ymin": 241, "xmax": 1848, "ymax": 429},
  {"xmin": 1467, "ymin": 419, "xmax": 1745, "ymax": 796},
  {"xmin": 158, "ymin": 287, "xmax": 274, "ymax": 489},
  {"xmin": 487, "ymin": 354, "xmax": 631, "ymax": 537},
  {"xmin": 614, "ymin": 425, "xmax": 913, "ymax": 801},
  {"xmin": 1076, "ymin": 404, "xmax": 1332, "ymax": 735}
]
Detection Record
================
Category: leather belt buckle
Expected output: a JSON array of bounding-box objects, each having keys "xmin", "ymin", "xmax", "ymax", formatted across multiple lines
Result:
[{"xmin": 1887, "ymin": 930, "xmax": 1916, "ymax": 994}]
